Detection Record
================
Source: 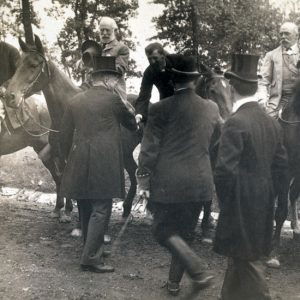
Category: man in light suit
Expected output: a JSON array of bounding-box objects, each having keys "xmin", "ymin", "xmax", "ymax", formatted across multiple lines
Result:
[{"xmin": 259, "ymin": 22, "xmax": 299, "ymax": 117}]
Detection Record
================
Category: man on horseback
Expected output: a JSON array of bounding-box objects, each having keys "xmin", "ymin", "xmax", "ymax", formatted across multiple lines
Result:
[
  {"xmin": 214, "ymin": 54, "xmax": 289, "ymax": 300},
  {"xmin": 97, "ymin": 16, "xmax": 135, "ymax": 115},
  {"xmin": 259, "ymin": 22, "xmax": 299, "ymax": 118},
  {"xmin": 60, "ymin": 56, "xmax": 137, "ymax": 273}
]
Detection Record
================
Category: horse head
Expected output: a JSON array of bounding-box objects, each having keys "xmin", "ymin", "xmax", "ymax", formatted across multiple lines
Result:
[
  {"xmin": 5, "ymin": 35, "xmax": 50, "ymax": 109},
  {"xmin": 195, "ymin": 63, "xmax": 232, "ymax": 120}
]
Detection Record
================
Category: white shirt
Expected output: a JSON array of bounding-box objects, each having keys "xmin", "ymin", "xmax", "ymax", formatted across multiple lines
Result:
[{"xmin": 232, "ymin": 95, "xmax": 258, "ymax": 113}]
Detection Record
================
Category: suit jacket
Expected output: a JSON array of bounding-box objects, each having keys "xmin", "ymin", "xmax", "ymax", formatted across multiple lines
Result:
[
  {"xmin": 101, "ymin": 39, "xmax": 129, "ymax": 101},
  {"xmin": 213, "ymin": 101, "xmax": 288, "ymax": 261},
  {"xmin": 60, "ymin": 86, "xmax": 137, "ymax": 200},
  {"xmin": 137, "ymin": 88, "xmax": 221, "ymax": 204},
  {"xmin": 259, "ymin": 45, "xmax": 299, "ymax": 109},
  {"xmin": 134, "ymin": 55, "xmax": 176, "ymax": 123}
]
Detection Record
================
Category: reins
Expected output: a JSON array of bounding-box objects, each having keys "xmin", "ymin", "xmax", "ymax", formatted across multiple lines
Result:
[{"xmin": 13, "ymin": 50, "xmax": 60, "ymax": 137}]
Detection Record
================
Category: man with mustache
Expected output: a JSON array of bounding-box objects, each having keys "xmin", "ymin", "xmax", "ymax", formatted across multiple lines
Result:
[{"xmin": 259, "ymin": 22, "xmax": 299, "ymax": 117}]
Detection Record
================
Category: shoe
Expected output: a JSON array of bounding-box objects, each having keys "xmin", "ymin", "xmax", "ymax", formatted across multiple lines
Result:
[
  {"xmin": 80, "ymin": 264, "xmax": 114, "ymax": 273},
  {"xmin": 202, "ymin": 229, "xmax": 214, "ymax": 244},
  {"xmin": 104, "ymin": 234, "xmax": 111, "ymax": 245},
  {"xmin": 103, "ymin": 250, "xmax": 111, "ymax": 258},
  {"xmin": 192, "ymin": 274, "xmax": 214, "ymax": 290},
  {"xmin": 167, "ymin": 281, "xmax": 180, "ymax": 296}
]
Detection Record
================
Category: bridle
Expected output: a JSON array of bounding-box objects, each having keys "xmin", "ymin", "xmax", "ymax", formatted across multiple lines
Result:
[{"xmin": 12, "ymin": 50, "xmax": 59, "ymax": 136}]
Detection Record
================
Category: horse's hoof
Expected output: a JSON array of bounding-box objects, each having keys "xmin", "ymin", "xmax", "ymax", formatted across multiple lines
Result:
[
  {"xmin": 293, "ymin": 229, "xmax": 300, "ymax": 241},
  {"xmin": 70, "ymin": 228, "xmax": 82, "ymax": 237},
  {"xmin": 265, "ymin": 258, "xmax": 280, "ymax": 269},
  {"xmin": 104, "ymin": 234, "xmax": 111, "ymax": 245},
  {"xmin": 59, "ymin": 213, "xmax": 71, "ymax": 223},
  {"xmin": 50, "ymin": 210, "xmax": 60, "ymax": 219}
]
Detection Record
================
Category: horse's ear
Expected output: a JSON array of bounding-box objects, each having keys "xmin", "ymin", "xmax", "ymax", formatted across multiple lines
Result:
[
  {"xmin": 18, "ymin": 37, "xmax": 29, "ymax": 53},
  {"xmin": 199, "ymin": 63, "xmax": 213, "ymax": 77},
  {"xmin": 34, "ymin": 34, "xmax": 44, "ymax": 55}
]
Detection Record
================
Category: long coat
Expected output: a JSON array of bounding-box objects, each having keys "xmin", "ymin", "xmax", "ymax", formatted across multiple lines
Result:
[
  {"xmin": 138, "ymin": 88, "xmax": 221, "ymax": 204},
  {"xmin": 60, "ymin": 86, "xmax": 137, "ymax": 200},
  {"xmin": 213, "ymin": 102, "xmax": 288, "ymax": 261},
  {"xmin": 259, "ymin": 45, "xmax": 299, "ymax": 109}
]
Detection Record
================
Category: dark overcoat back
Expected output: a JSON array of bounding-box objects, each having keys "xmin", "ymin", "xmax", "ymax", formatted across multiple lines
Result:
[
  {"xmin": 138, "ymin": 88, "xmax": 221, "ymax": 204},
  {"xmin": 213, "ymin": 102, "xmax": 288, "ymax": 261},
  {"xmin": 60, "ymin": 86, "xmax": 136, "ymax": 200}
]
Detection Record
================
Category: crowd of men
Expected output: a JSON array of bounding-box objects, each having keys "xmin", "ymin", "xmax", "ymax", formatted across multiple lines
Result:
[{"xmin": 1, "ymin": 16, "xmax": 299, "ymax": 300}]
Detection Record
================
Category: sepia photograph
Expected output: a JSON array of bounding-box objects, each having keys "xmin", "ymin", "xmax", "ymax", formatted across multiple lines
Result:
[{"xmin": 0, "ymin": 0, "xmax": 300, "ymax": 299}]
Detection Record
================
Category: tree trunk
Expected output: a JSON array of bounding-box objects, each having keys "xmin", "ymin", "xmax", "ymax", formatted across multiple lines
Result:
[
  {"xmin": 21, "ymin": 0, "xmax": 34, "ymax": 45},
  {"xmin": 191, "ymin": 0, "xmax": 201, "ymax": 68}
]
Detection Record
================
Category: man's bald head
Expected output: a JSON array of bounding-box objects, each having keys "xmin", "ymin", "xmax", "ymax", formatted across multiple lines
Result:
[
  {"xmin": 280, "ymin": 22, "xmax": 299, "ymax": 49},
  {"xmin": 99, "ymin": 17, "xmax": 118, "ymax": 44}
]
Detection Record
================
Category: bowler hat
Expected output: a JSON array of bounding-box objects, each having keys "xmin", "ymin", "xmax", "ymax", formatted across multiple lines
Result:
[
  {"xmin": 224, "ymin": 54, "xmax": 259, "ymax": 83},
  {"xmin": 81, "ymin": 40, "xmax": 102, "ymax": 67},
  {"xmin": 169, "ymin": 55, "xmax": 201, "ymax": 82},
  {"xmin": 91, "ymin": 56, "xmax": 121, "ymax": 76}
]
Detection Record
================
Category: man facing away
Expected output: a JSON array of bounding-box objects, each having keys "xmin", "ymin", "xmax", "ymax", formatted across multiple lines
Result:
[
  {"xmin": 259, "ymin": 21, "xmax": 299, "ymax": 117},
  {"xmin": 214, "ymin": 54, "xmax": 289, "ymax": 300},
  {"xmin": 137, "ymin": 55, "xmax": 221, "ymax": 296},
  {"xmin": 60, "ymin": 58, "xmax": 137, "ymax": 273}
]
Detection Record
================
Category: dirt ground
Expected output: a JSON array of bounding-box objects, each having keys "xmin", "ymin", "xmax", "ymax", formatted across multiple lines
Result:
[{"xmin": 0, "ymin": 148, "xmax": 300, "ymax": 300}]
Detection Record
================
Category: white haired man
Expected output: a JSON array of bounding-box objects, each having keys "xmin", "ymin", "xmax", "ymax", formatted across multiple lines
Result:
[
  {"xmin": 98, "ymin": 16, "xmax": 134, "ymax": 114},
  {"xmin": 259, "ymin": 21, "xmax": 299, "ymax": 117}
]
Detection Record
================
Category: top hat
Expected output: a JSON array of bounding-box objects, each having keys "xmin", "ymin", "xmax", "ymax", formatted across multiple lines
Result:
[
  {"xmin": 169, "ymin": 55, "xmax": 201, "ymax": 82},
  {"xmin": 224, "ymin": 54, "xmax": 259, "ymax": 83},
  {"xmin": 81, "ymin": 40, "xmax": 103, "ymax": 67},
  {"xmin": 91, "ymin": 56, "xmax": 121, "ymax": 76}
]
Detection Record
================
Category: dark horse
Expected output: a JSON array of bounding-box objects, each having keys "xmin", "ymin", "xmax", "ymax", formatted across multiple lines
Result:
[{"xmin": 5, "ymin": 35, "xmax": 140, "ymax": 219}]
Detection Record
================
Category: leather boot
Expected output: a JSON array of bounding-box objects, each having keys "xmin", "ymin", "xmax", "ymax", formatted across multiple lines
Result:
[{"xmin": 165, "ymin": 235, "xmax": 213, "ymax": 289}]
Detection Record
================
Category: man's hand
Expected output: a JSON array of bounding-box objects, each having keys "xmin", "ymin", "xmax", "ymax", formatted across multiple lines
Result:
[
  {"xmin": 138, "ymin": 189, "xmax": 150, "ymax": 200},
  {"xmin": 135, "ymin": 114, "xmax": 143, "ymax": 124}
]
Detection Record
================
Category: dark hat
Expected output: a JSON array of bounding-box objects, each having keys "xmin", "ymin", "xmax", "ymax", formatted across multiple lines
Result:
[
  {"xmin": 169, "ymin": 55, "xmax": 201, "ymax": 82},
  {"xmin": 91, "ymin": 56, "xmax": 121, "ymax": 76},
  {"xmin": 81, "ymin": 40, "xmax": 102, "ymax": 67},
  {"xmin": 224, "ymin": 54, "xmax": 259, "ymax": 83}
]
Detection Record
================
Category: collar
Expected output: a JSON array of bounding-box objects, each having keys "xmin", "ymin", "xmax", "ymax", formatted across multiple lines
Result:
[
  {"xmin": 283, "ymin": 43, "xmax": 299, "ymax": 55},
  {"xmin": 102, "ymin": 39, "xmax": 118, "ymax": 50},
  {"xmin": 232, "ymin": 95, "xmax": 258, "ymax": 113}
]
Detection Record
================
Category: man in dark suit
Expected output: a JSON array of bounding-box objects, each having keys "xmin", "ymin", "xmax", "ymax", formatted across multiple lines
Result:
[
  {"xmin": 60, "ymin": 58, "xmax": 137, "ymax": 273},
  {"xmin": 213, "ymin": 54, "xmax": 289, "ymax": 300},
  {"xmin": 135, "ymin": 42, "xmax": 216, "ymax": 238},
  {"xmin": 137, "ymin": 55, "xmax": 220, "ymax": 296},
  {"xmin": 134, "ymin": 42, "xmax": 175, "ymax": 125}
]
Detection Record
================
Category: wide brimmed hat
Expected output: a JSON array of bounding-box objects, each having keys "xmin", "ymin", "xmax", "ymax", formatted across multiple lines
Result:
[
  {"xmin": 81, "ymin": 40, "xmax": 102, "ymax": 67},
  {"xmin": 169, "ymin": 55, "xmax": 201, "ymax": 82},
  {"xmin": 91, "ymin": 56, "xmax": 121, "ymax": 76},
  {"xmin": 224, "ymin": 54, "xmax": 259, "ymax": 83}
]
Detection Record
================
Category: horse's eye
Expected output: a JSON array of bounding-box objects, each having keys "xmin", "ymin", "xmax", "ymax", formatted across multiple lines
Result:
[{"xmin": 30, "ymin": 64, "xmax": 39, "ymax": 68}]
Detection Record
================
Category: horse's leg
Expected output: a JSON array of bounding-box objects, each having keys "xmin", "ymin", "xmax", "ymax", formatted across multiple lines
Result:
[
  {"xmin": 290, "ymin": 177, "xmax": 300, "ymax": 238},
  {"xmin": 32, "ymin": 139, "xmax": 72, "ymax": 222},
  {"xmin": 123, "ymin": 153, "xmax": 137, "ymax": 218}
]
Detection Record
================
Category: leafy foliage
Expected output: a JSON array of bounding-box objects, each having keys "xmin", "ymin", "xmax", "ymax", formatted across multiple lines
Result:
[
  {"xmin": 152, "ymin": 0, "xmax": 300, "ymax": 68},
  {"xmin": 49, "ymin": 0, "xmax": 139, "ymax": 80}
]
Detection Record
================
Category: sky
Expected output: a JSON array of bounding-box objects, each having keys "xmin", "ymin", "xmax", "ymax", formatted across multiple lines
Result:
[{"xmin": 5, "ymin": 0, "xmax": 299, "ymax": 94}]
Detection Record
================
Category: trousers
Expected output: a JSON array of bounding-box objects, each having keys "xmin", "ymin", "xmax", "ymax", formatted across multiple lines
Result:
[
  {"xmin": 221, "ymin": 258, "xmax": 272, "ymax": 300},
  {"xmin": 78, "ymin": 198, "xmax": 112, "ymax": 266}
]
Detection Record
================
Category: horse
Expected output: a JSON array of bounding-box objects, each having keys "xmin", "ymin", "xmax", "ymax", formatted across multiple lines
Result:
[
  {"xmin": 0, "ymin": 87, "xmax": 74, "ymax": 222},
  {"xmin": 5, "ymin": 35, "xmax": 140, "ymax": 220}
]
